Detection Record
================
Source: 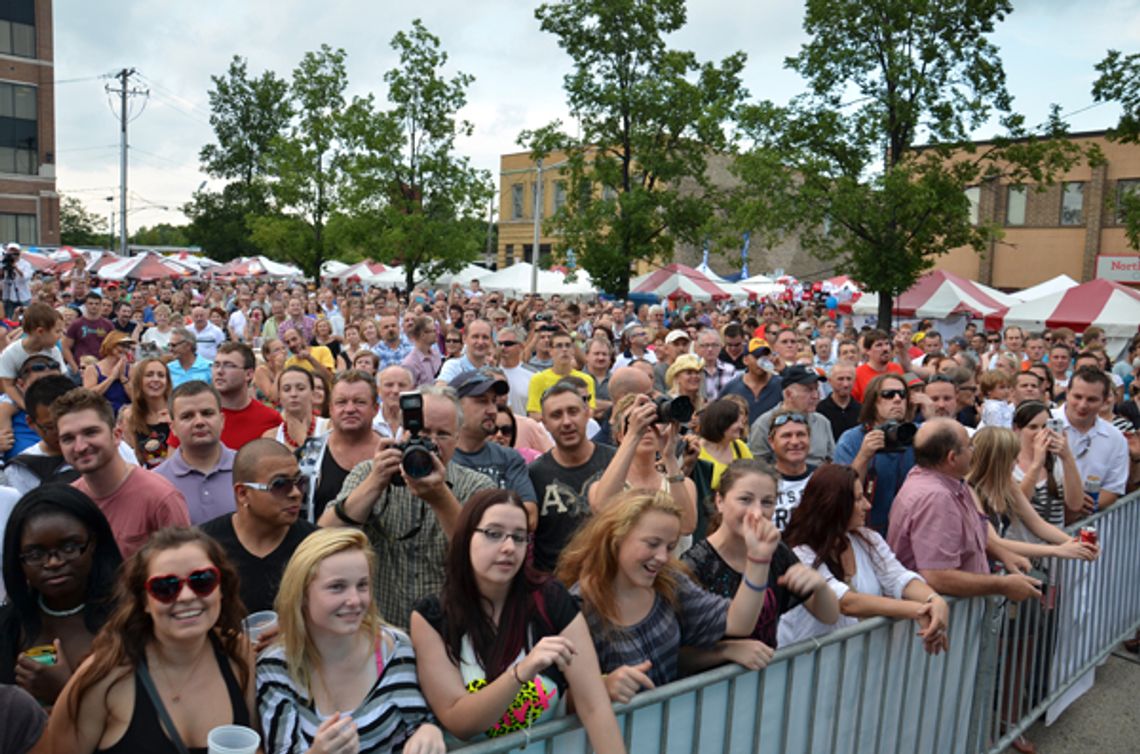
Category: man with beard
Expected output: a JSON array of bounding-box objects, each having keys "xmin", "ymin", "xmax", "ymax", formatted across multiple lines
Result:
[
  {"xmin": 449, "ymin": 370, "xmax": 537, "ymax": 519},
  {"xmin": 528, "ymin": 380, "xmax": 617, "ymax": 572}
]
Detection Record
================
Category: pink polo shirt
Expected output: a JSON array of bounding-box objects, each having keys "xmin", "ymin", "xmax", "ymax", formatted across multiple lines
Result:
[{"xmin": 887, "ymin": 466, "xmax": 989, "ymax": 575}]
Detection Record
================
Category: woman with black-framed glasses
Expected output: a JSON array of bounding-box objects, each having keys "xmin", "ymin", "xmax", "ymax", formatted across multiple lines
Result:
[
  {"xmin": 0, "ymin": 485, "xmax": 122, "ymax": 707},
  {"xmin": 38, "ymin": 527, "xmax": 256, "ymax": 754}
]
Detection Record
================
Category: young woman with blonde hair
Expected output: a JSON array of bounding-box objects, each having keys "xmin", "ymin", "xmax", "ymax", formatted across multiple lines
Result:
[
  {"xmin": 557, "ymin": 487, "xmax": 780, "ymax": 704},
  {"xmin": 257, "ymin": 527, "xmax": 443, "ymax": 754}
]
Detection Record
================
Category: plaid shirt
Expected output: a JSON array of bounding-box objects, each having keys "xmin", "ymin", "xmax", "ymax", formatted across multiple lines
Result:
[
  {"xmin": 374, "ymin": 338, "xmax": 414, "ymax": 369},
  {"xmin": 333, "ymin": 459, "xmax": 495, "ymax": 627},
  {"xmin": 701, "ymin": 360, "xmax": 738, "ymax": 401}
]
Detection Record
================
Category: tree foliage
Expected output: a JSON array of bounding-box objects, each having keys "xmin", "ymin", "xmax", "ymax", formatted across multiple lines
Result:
[
  {"xmin": 1093, "ymin": 49, "xmax": 1140, "ymax": 249},
  {"xmin": 731, "ymin": 0, "xmax": 1083, "ymax": 324},
  {"xmin": 341, "ymin": 20, "xmax": 492, "ymax": 289},
  {"xmin": 130, "ymin": 223, "xmax": 191, "ymax": 247},
  {"xmin": 59, "ymin": 195, "xmax": 107, "ymax": 247},
  {"xmin": 524, "ymin": 0, "xmax": 747, "ymax": 296}
]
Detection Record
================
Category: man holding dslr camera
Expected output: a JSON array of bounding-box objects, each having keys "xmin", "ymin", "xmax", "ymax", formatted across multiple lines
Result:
[
  {"xmin": 319, "ymin": 384, "xmax": 495, "ymax": 627},
  {"xmin": 0, "ymin": 243, "xmax": 32, "ymax": 319},
  {"xmin": 834, "ymin": 373, "xmax": 919, "ymax": 533}
]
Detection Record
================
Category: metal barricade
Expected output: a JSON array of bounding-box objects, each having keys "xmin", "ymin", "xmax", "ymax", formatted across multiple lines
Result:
[
  {"xmin": 451, "ymin": 492, "xmax": 1140, "ymax": 754},
  {"xmin": 972, "ymin": 491, "xmax": 1140, "ymax": 753},
  {"xmin": 454, "ymin": 597, "xmax": 990, "ymax": 754}
]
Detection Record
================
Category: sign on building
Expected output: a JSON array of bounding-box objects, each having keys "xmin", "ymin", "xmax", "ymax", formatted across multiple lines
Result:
[{"xmin": 1096, "ymin": 255, "xmax": 1140, "ymax": 284}]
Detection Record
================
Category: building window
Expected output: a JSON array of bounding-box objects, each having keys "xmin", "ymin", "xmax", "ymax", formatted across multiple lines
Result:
[
  {"xmin": 1006, "ymin": 185, "xmax": 1026, "ymax": 226},
  {"xmin": 965, "ymin": 186, "xmax": 980, "ymax": 225},
  {"xmin": 1117, "ymin": 179, "xmax": 1140, "ymax": 225},
  {"xmin": 0, "ymin": 20, "xmax": 35, "ymax": 59},
  {"xmin": 510, "ymin": 183, "xmax": 523, "ymax": 220},
  {"xmin": 0, "ymin": 82, "xmax": 36, "ymax": 121},
  {"xmin": 0, "ymin": 212, "xmax": 36, "ymax": 244},
  {"xmin": 1060, "ymin": 182, "xmax": 1084, "ymax": 226},
  {"xmin": 552, "ymin": 181, "xmax": 567, "ymax": 213}
]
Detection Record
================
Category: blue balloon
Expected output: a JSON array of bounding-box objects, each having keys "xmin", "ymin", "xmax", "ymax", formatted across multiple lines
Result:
[{"xmin": 826, "ymin": 296, "xmax": 839, "ymax": 310}]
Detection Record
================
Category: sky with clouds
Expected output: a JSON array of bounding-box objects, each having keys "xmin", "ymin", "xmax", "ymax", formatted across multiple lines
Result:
[{"xmin": 52, "ymin": 0, "xmax": 1140, "ymax": 235}]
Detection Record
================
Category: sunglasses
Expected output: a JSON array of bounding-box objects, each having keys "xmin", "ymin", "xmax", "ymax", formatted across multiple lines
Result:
[
  {"xmin": 145, "ymin": 566, "xmax": 221, "ymax": 604},
  {"xmin": 493, "ymin": 424, "xmax": 512, "ymax": 435},
  {"xmin": 879, "ymin": 389, "xmax": 907, "ymax": 400},
  {"xmin": 240, "ymin": 475, "xmax": 309, "ymax": 496},
  {"xmin": 771, "ymin": 412, "xmax": 808, "ymax": 428},
  {"xmin": 498, "ymin": 340, "xmax": 519, "ymax": 347}
]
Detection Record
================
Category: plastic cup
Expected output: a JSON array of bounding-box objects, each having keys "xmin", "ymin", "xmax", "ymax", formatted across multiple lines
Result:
[
  {"xmin": 207, "ymin": 725, "xmax": 260, "ymax": 754},
  {"xmin": 242, "ymin": 610, "xmax": 278, "ymax": 642}
]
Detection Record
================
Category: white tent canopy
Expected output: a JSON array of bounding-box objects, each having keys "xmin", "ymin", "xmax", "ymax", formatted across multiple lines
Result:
[
  {"xmin": 434, "ymin": 263, "xmax": 492, "ymax": 287},
  {"xmin": 1010, "ymin": 274, "xmax": 1079, "ymax": 302}
]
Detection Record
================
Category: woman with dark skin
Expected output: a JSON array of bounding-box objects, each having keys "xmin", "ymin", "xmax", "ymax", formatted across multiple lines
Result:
[{"xmin": 0, "ymin": 486, "xmax": 122, "ymax": 706}]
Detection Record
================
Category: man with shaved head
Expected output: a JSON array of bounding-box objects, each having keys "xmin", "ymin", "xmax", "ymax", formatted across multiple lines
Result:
[
  {"xmin": 888, "ymin": 418, "xmax": 1042, "ymax": 602},
  {"xmin": 592, "ymin": 366, "xmax": 652, "ymax": 446},
  {"xmin": 201, "ymin": 438, "xmax": 317, "ymax": 613}
]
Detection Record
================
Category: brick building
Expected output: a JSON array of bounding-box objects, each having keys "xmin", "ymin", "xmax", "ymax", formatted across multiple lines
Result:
[{"xmin": 0, "ymin": 0, "xmax": 58, "ymax": 247}]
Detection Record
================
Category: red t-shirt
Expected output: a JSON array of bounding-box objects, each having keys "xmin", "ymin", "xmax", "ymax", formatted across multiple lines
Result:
[
  {"xmin": 853, "ymin": 362, "xmax": 904, "ymax": 403},
  {"xmin": 74, "ymin": 467, "xmax": 190, "ymax": 559},
  {"xmin": 221, "ymin": 400, "xmax": 283, "ymax": 450}
]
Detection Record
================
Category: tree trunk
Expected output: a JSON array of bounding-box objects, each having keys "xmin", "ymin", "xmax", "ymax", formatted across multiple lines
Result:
[{"xmin": 877, "ymin": 291, "xmax": 895, "ymax": 332}]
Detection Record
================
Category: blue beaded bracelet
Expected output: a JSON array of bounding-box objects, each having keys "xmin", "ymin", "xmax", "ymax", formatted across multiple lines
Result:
[{"xmin": 743, "ymin": 575, "xmax": 766, "ymax": 592}]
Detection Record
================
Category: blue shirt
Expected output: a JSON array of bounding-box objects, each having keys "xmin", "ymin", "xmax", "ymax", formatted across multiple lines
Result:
[
  {"xmin": 834, "ymin": 425, "xmax": 917, "ymax": 531},
  {"xmin": 718, "ymin": 374, "xmax": 783, "ymax": 426},
  {"xmin": 169, "ymin": 356, "xmax": 214, "ymax": 388}
]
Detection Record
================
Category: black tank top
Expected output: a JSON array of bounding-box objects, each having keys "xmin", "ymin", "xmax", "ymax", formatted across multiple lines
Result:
[{"xmin": 98, "ymin": 635, "xmax": 249, "ymax": 754}]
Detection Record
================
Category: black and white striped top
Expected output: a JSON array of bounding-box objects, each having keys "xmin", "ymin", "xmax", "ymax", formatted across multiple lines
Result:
[{"xmin": 256, "ymin": 627, "xmax": 434, "ymax": 754}]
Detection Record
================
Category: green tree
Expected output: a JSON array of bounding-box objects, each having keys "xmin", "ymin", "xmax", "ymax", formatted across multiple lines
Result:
[
  {"xmin": 731, "ymin": 0, "xmax": 1082, "ymax": 324},
  {"xmin": 256, "ymin": 44, "xmax": 353, "ymax": 279},
  {"xmin": 341, "ymin": 20, "xmax": 491, "ymax": 289},
  {"xmin": 524, "ymin": 0, "xmax": 747, "ymax": 296},
  {"xmin": 193, "ymin": 56, "xmax": 293, "ymax": 260},
  {"xmin": 1093, "ymin": 49, "xmax": 1140, "ymax": 249},
  {"xmin": 130, "ymin": 223, "xmax": 191, "ymax": 247},
  {"xmin": 59, "ymin": 195, "xmax": 107, "ymax": 247}
]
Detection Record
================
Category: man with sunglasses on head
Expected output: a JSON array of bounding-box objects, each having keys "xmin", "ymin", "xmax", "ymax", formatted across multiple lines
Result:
[
  {"xmin": 748, "ymin": 365, "xmax": 834, "ymax": 466},
  {"xmin": 201, "ymin": 438, "xmax": 316, "ymax": 614},
  {"xmin": 55, "ymin": 388, "xmax": 189, "ymax": 559},
  {"xmin": 154, "ymin": 381, "xmax": 236, "ymax": 525},
  {"xmin": 766, "ymin": 409, "xmax": 817, "ymax": 531}
]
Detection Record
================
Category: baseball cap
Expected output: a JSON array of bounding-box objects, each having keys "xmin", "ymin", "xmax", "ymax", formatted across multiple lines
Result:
[
  {"xmin": 780, "ymin": 364, "xmax": 827, "ymax": 387},
  {"xmin": 747, "ymin": 337, "xmax": 771, "ymax": 357},
  {"xmin": 665, "ymin": 330, "xmax": 691, "ymax": 345},
  {"xmin": 449, "ymin": 370, "xmax": 509, "ymax": 398}
]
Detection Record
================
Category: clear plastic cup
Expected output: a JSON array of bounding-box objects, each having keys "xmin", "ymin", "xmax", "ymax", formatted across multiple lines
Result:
[
  {"xmin": 242, "ymin": 610, "xmax": 278, "ymax": 643},
  {"xmin": 207, "ymin": 724, "xmax": 260, "ymax": 754}
]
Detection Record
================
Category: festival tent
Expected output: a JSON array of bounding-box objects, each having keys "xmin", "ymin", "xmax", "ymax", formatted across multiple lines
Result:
[
  {"xmin": 823, "ymin": 275, "xmax": 862, "ymax": 294},
  {"xmin": 737, "ymin": 272, "xmax": 783, "ymax": 298},
  {"xmin": 1009, "ymin": 274, "xmax": 1079, "ymax": 302},
  {"xmin": 983, "ymin": 278, "xmax": 1140, "ymax": 356},
  {"xmin": 97, "ymin": 252, "xmax": 193, "ymax": 282},
  {"xmin": 207, "ymin": 256, "xmax": 303, "ymax": 279},
  {"xmin": 327, "ymin": 261, "xmax": 386, "ymax": 283},
  {"xmin": 695, "ymin": 260, "xmax": 730, "ymax": 283},
  {"xmin": 433, "ymin": 263, "xmax": 492, "ymax": 287},
  {"xmin": 321, "ymin": 260, "xmax": 351, "ymax": 277},
  {"xmin": 361, "ymin": 265, "xmax": 407, "ymax": 287},
  {"xmin": 629, "ymin": 263, "xmax": 749, "ymax": 302},
  {"xmin": 852, "ymin": 270, "xmax": 1017, "ymax": 319}
]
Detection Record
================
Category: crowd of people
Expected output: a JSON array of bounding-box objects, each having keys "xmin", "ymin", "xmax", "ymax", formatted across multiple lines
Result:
[{"xmin": 0, "ymin": 254, "xmax": 1135, "ymax": 754}]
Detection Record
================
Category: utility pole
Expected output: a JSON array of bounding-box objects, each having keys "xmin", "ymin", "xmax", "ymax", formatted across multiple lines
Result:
[{"xmin": 105, "ymin": 69, "xmax": 148, "ymax": 256}]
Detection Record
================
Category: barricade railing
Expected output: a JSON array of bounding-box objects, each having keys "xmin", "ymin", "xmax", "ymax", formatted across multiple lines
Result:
[
  {"xmin": 452, "ymin": 492, "xmax": 1140, "ymax": 754},
  {"xmin": 971, "ymin": 490, "xmax": 1140, "ymax": 753}
]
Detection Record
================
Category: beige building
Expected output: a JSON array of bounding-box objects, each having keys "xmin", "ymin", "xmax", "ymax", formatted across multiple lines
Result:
[
  {"xmin": 0, "ymin": 0, "xmax": 58, "ymax": 246},
  {"xmin": 936, "ymin": 131, "xmax": 1140, "ymax": 288},
  {"xmin": 496, "ymin": 149, "xmax": 817, "ymax": 280}
]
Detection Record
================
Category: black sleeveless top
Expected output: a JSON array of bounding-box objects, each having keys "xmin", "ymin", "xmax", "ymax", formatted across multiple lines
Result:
[{"xmin": 98, "ymin": 635, "xmax": 249, "ymax": 754}]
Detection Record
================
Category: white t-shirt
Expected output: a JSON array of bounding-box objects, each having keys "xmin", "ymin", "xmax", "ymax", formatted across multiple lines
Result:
[
  {"xmin": 5, "ymin": 441, "xmax": 140, "ymax": 496},
  {"xmin": 0, "ymin": 339, "xmax": 66, "ymax": 379},
  {"xmin": 501, "ymin": 363, "xmax": 536, "ymax": 416},
  {"xmin": 774, "ymin": 466, "xmax": 816, "ymax": 531},
  {"xmin": 0, "ymin": 485, "xmax": 20, "ymax": 602}
]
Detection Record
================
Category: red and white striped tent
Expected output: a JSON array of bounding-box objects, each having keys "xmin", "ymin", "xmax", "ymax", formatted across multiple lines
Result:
[
  {"xmin": 984, "ymin": 278, "xmax": 1140, "ymax": 352},
  {"xmin": 852, "ymin": 270, "xmax": 1017, "ymax": 319},
  {"xmin": 630, "ymin": 263, "xmax": 749, "ymax": 302},
  {"xmin": 97, "ymin": 252, "xmax": 194, "ymax": 282},
  {"xmin": 326, "ymin": 260, "xmax": 386, "ymax": 283}
]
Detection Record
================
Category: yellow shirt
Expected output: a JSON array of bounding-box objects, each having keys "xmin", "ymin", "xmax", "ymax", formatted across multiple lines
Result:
[
  {"xmin": 284, "ymin": 345, "xmax": 335, "ymax": 373},
  {"xmin": 526, "ymin": 369, "xmax": 596, "ymax": 414},
  {"xmin": 699, "ymin": 439, "xmax": 753, "ymax": 490}
]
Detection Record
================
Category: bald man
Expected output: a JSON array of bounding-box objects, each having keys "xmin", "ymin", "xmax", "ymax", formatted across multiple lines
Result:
[
  {"xmin": 592, "ymin": 366, "xmax": 653, "ymax": 446},
  {"xmin": 200, "ymin": 438, "xmax": 317, "ymax": 612}
]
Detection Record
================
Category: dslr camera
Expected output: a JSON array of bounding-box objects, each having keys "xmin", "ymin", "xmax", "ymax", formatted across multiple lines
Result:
[
  {"xmin": 391, "ymin": 392, "xmax": 438, "ymax": 486},
  {"xmin": 875, "ymin": 419, "xmax": 917, "ymax": 453},
  {"xmin": 654, "ymin": 394, "xmax": 694, "ymax": 425}
]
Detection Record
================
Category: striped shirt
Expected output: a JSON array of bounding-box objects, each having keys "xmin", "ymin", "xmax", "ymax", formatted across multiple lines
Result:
[
  {"xmin": 334, "ymin": 460, "xmax": 496, "ymax": 627},
  {"xmin": 256, "ymin": 627, "xmax": 434, "ymax": 754}
]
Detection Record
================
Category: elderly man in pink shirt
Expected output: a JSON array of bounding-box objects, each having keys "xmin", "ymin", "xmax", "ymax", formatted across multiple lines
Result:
[{"xmin": 888, "ymin": 418, "xmax": 1042, "ymax": 602}]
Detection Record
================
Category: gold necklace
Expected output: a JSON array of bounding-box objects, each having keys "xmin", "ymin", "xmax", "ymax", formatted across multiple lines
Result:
[{"xmin": 153, "ymin": 643, "xmax": 209, "ymax": 704}]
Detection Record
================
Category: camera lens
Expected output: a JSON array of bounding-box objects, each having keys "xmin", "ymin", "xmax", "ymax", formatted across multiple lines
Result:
[{"xmin": 402, "ymin": 446, "xmax": 434, "ymax": 479}]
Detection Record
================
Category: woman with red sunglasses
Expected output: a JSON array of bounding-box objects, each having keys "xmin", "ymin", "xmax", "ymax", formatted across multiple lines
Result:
[{"xmin": 37, "ymin": 527, "xmax": 258, "ymax": 754}]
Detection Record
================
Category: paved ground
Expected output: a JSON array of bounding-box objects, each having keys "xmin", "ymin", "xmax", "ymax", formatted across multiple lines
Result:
[{"xmin": 1010, "ymin": 649, "xmax": 1140, "ymax": 753}]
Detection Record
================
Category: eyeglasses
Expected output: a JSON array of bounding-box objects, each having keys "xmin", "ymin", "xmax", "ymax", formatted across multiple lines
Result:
[
  {"xmin": 493, "ymin": 424, "xmax": 512, "ymax": 435},
  {"xmin": 771, "ymin": 412, "xmax": 808, "ymax": 428},
  {"xmin": 212, "ymin": 362, "xmax": 246, "ymax": 371},
  {"xmin": 145, "ymin": 566, "xmax": 221, "ymax": 604},
  {"xmin": 240, "ymin": 475, "xmax": 309, "ymax": 496},
  {"xmin": 445, "ymin": 338, "xmax": 463, "ymax": 344},
  {"xmin": 879, "ymin": 389, "xmax": 907, "ymax": 400},
  {"xmin": 19, "ymin": 539, "xmax": 90, "ymax": 567},
  {"xmin": 474, "ymin": 527, "xmax": 529, "ymax": 546},
  {"xmin": 987, "ymin": 338, "xmax": 1000, "ymax": 344},
  {"xmin": 498, "ymin": 340, "xmax": 519, "ymax": 347}
]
